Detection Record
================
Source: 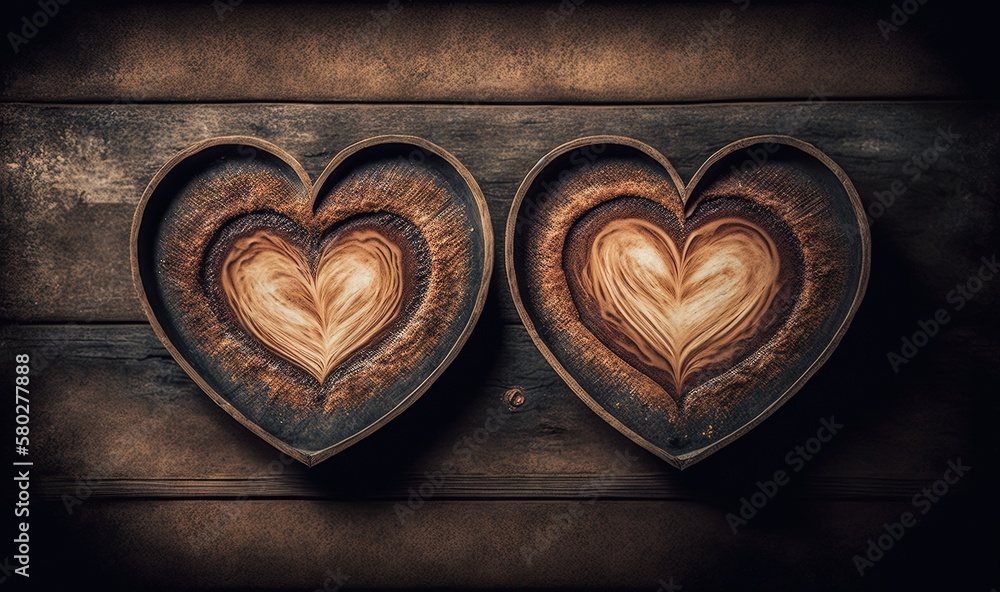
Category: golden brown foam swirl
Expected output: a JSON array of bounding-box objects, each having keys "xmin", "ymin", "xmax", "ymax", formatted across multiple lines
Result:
[
  {"xmin": 579, "ymin": 217, "xmax": 781, "ymax": 393},
  {"xmin": 221, "ymin": 229, "xmax": 404, "ymax": 383}
]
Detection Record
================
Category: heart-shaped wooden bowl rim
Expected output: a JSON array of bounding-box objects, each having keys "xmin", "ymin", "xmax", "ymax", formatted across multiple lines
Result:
[
  {"xmin": 131, "ymin": 135, "xmax": 493, "ymax": 466},
  {"xmin": 506, "ymin": 135, "xmax": 870, "ymax": 469}
]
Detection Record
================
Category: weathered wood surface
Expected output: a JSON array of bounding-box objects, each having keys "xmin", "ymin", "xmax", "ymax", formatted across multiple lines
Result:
[
  {"xmin": 2, "ymin": 1, "xmax": 996, "ymax": 588},
  {"xmin": 2, "ymin": 321, "xmax": 995, "ymax": 497},
  {"xmin": 0, "ymin": 2, "xmax": 969, "ymax": 103},
  {"xmin": 2, "ymin": 102, "xmax": 998, "ymax": 324},
  {"xmin": 31, "ymin": 498, "xmax": 997, "ymax": 591}
]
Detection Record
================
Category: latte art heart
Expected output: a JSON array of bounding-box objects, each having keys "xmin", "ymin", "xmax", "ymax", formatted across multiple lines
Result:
[
  {"xmin": 221, "ymin": 229, "xmax": 404, "ymax": 383},
  {"xmin": 578, "ymin": 217, "xmax": 781, "ymax": 397},
  {"xmin": 509, "ymin": 137, "xmax": 867, "ymax": 467}
]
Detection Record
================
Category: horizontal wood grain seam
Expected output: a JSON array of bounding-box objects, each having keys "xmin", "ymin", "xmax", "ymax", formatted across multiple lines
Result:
[
  {"xmin": 37, "ymin": 474, "xmax": 967, "ymax": 501},
  {"xmin": 0, "ymin": 97, "xmax": 986, "ymax": 107},
  {"xmin": 0, "ymin": 98, "xmax": 994, "ymax": 108}
]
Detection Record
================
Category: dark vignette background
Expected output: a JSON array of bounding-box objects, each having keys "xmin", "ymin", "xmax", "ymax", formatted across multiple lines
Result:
[{"xmin": 0, "ymin": 1, "xmax": 997, "ymax": 590}]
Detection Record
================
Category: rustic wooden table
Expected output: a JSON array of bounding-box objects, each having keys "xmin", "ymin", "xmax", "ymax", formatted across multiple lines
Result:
[{"xmin": 1, "ymin": 1, "xmax": 997, "ymax": 590}]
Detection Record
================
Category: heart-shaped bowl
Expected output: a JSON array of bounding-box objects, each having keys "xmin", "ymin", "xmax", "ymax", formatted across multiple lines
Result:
[
  {"xmin": 132, "ymin": 136, "xmax": 492, "ymax": 465},
  {"xmin": 506, "ymin": 135, "xmax": 869, "ymax": 469}
]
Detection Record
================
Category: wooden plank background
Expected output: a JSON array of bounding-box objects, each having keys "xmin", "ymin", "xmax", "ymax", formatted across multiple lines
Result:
[
  {"xmin": 0, "ymin": 3, "xmax": 975, "ymax": 103},
  {"xmin": 1, "ymin": 1, "xmax": 997, "ymax": 590}
]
